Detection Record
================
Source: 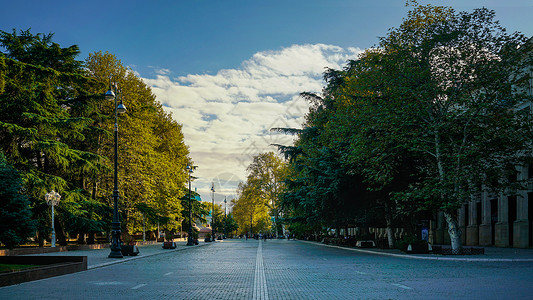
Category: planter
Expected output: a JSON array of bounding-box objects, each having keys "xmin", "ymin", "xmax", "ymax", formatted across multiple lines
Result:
[
  {"xmin": 120, "ymin": 245, "xmax": 139, "ymax": 256},
  {"xmin": 404, "ymin": 242, "xmax": 429, "ymax": 254},
  {"xmin": 162, "ymin": 242, "xmax": 177, "ymax": 249},
  {"xmin": 356, "ymin": 240, "xmax": 376, "ymax": 248}
]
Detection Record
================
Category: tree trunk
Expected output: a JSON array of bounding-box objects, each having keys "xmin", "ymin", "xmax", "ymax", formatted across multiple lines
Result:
[
  {"xmin": 55, "ymin": 218, "xmax": 68, "ymax": 246},
  {"xmin": 436, "ymin": 130, "xmax": 462, "ymax": 251},
  {"xmin": 87, "ymin": 233, "xmax": 95, "ymax": 244},
  {"xmin": 385, "ymin": 202, "xmax": 394, "ymax": 249},
  {"xmin": 444, "ymin": 211, "xmax": 462, "ymax": 250},
  {"xmin": 77, "ymin": 233, "xmax": 86, "ymax": 244},
  {"xmin": 37, "ymin": 229, "xmax": 44, "ymax": 247},
  {"xmin": 386, "ymin": 227, "xmax": 394, "ymax": 249},
  {"xmin": 360, "ymin": 226, "xmax": 370, "ymax": 240},
  {"xmin": 250, "ymin": 213, "xmax": 253, "ymax": 235},
  {"xmin": 92, "ymin": 179, "xmax": 98, "ymax": 199}
]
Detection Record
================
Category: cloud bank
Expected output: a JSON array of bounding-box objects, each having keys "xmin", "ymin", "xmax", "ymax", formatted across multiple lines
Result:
[{"xmin": 141, "ymin": 43, "xmax": 363, "ymax": 203}]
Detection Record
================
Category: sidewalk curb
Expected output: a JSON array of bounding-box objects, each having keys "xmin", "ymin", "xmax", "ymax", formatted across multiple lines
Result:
[
  {"xmin": 89, "ymin": 243, "xmax": 210, "ymax": 269},
  {"xmin": 298, "ymin": 240, "xmax": 533, "ymax": 262}
]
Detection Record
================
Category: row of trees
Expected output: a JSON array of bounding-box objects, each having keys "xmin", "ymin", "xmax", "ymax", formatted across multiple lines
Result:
[
  {"xmin": 275, "ymin": 3, "xmax": 532, "ymax": 250},
  {"xmin": 232, "ymin": 152, "xmax": 287, "ymax": 236},
  {"xmin": 196, "ymin": 200, "xmax": 238, "ymax": 237},
  {"xmin": 0, "ymin": 29, "xmax": 192, "ymax": 248}
]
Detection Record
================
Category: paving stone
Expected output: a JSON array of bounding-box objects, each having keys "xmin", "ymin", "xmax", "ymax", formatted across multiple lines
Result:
[{"xmin": 2, "ymin": 239, "xmax": 533, "ymax": 299}]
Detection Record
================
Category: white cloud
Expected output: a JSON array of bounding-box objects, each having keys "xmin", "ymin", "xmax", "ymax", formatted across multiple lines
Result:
[
  {"xmin": 141, "ymin": 43, "xmax": 363, "ymax": 203},
  {"xmin": 155, "ymin": 68, "xmax": 171, "ymax": 75}
]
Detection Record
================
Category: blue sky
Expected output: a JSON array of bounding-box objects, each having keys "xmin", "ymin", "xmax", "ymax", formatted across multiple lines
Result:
[{"xmin": 2, "ymin": 0, "xmax": 532, "ymax": 204}]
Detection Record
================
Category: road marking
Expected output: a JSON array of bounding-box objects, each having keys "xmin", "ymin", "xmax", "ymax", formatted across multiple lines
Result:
[
  {"xmin": 392, "ymin": 283, "xmax": 413, "ymax": 290},
  {"xmin": 92, "ymin": 281, "xmax": 123, "ymax": 286},
  {"xmin": 164, "ymin": 272, "xmax": 173, "ymax": 276},
  {"xmin": 131, "ymin": 284, "xmax": 147, "ymax": 290},
  {"xmin": 253, "ymin": 240, "xmax": 269, "ymax": 300},
  {"xmin": 354, "ymin": 271, "xmax": 367, "ymax": 275}
]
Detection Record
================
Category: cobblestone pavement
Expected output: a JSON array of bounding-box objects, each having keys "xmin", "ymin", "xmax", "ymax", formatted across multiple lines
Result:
[
  {"xmin": 2, "ymin": 239, "xmax": 533, "ymax": 299},
  {"xmin": 22, "ymin": 241, "xmax": 197, "ymax": 269}
]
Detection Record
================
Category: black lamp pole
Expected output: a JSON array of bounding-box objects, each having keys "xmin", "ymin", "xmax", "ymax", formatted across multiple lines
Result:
[
  {"xmin": 224, "ymin": 196, "xmax": 227, "ymax": 239},
  {"xmin": 186, "ymin": 166, "xmax": 194, "ymax": 246},
  {"xmin": 211, "ymin": 184, "xmax": 215, "ymax": 241},
  {"xmin": 107, "ymin": 84, "xmax": 126, "ymax": 258}
]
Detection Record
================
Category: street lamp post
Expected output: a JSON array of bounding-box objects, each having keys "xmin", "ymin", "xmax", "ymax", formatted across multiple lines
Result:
[
  {"xmin": 211, "ymin": 183, "xmax": 215, "ymax": 241},
  {"xmin": 186, "ymin": 166, "xmax": 194, "ymax": 246},
  {"xmin": 105, "ymin": 83, "xmax": 127, "ymax": 258},
  {"xmin": 45, "ymin": 190, "xmax": 61, "ymax": 247},
  {"xmin": 224, "ymin": 196, "xmax": 227, "ymax": 239}
]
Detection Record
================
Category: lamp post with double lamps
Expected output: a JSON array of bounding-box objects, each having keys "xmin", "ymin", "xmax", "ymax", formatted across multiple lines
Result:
[
  {"xmin": 45, "ymin": 190, "xmax": 61, "ymax": 248},
  {"xmin": 211, "ymin": 183, "xmax": 215, "ymax": 241},
  {"xmin": 105, "ymin": 83, "xmax": 127, "ymax": 258},
  {"xmin": 186, "ymin": 166, "xmax": 194, "ymax": 246}
]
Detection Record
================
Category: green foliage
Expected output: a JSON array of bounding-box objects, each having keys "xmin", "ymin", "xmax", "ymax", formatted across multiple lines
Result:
[
  {"xmin": 180, "ymin": 188, "xmax": 208, "ymax": 233},
  {"xmin": 0, "ymin": 29, "xmax": 191, "ymax": 244},
  {"xmin": 59, "ymin": 189, "xmax": 110, "ymax": 236},
  {"xmin": 232, "ymin": 181, "xmax": 270, "ymax": 235},
  {"xmin": 223, "ymin": 213, "xmax": 239, "ymax": 235},
  {"xmin": 232, "ymin": 152, "xmax": 287, "ymax": 235},
  {"xmin": 85, "ymin": 51, "xmax": 190, "ymax": 236},
  {"xmin": 0, "ymin": 29, "xmax": 106, "ymax": 244},
  {"xmin": 0, "ymin": 55, "xmax": 5, "ymax": 93},
  {"xmin": 395, "ymin": 232, "xmax": 430, "ymax": 253},
  {"xmin": 0, "ymin": 153, "xmax": 36, "ymax": 249},
  {"xmin": 0, "ymin": 29, "xmax": 83, "ymax": 73},
  {"xmin": 278, "ymin": 3, "xmax": 533, "ymax": 251},
  {"xmin": 366, "ymin": 4, "xmax": 532, "ymax": 250}
]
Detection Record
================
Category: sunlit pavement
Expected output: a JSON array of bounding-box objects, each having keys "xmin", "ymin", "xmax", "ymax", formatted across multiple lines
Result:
[{"xmin": 2, "ymin": 239, "xmax": 533, "ymax": 299}]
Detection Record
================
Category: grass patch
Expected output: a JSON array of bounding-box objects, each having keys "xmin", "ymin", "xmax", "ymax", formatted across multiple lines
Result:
[{"xmin": 0, "ymin": 264, "xmax": 38, "ymax": 273}]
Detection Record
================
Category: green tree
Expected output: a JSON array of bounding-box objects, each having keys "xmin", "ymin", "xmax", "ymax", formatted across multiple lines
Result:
[
  {"xmin": 85, "ymin": 51, "xmax": 190, "ymax": 236},
  {"xmin": 245, "ymin": 152, "xmax": 288, "ymax": 235},
  {"xmin": 0, "ymin": 29, "xmax": 106, "ymax": 245},
  {"xmin": 222, "ymin": 213, "xmax": 239, "ymax": 237},
  {"xmin": 340, "ymin": 4, "xmax": 532, "ymax": 250},
  {"xmin": 278, "ymin": 4, "xmax": 532, "ymax": 251},
  {"xmin": 0, "ymin": 153, "xmax": 36, "ymax": 249},
  {"xmin": 276, "ymin": 92, "xmax": 373, "ymax": 239},
  {"xmin": 0, "ymin": 29, "xmax": 191, "ymax": 245},
  {"xmin": 232, "ymin": 181, "xmax": 270, "ymax": 235},
  {"xmin": 180, "ymin": 188, "xmax": 208, "ymax": 233}
]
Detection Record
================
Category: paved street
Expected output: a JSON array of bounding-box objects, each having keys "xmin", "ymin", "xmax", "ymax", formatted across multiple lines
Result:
[{"xmin": 1, "ymin": 239, "xmax": 533, "ymax": 299}]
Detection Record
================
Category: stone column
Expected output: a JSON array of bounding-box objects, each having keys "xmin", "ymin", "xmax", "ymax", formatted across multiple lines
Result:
[
  {"xmin": 495, "ymin": 193, "xmax": 509, "ymax": 247},
  {"xmin": 514, "ymin": 165, "xmax": 530, "ymax": 248},
  {"xmin": 466, "ymin": 196, "xmax": 479, "ymax": 246},
  {"xmin": 478, "ymin": 187, "xmax": 492, "ymax": 246}
]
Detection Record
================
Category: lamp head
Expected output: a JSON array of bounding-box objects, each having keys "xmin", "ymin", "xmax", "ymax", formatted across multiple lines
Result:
[
  {"xmin": 117, "ymin": 103, "xmax": 127, "ymax": 114},
  {"xmin": 104, "ymin": 89, "xmax": 115, "ymax": 101}
]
